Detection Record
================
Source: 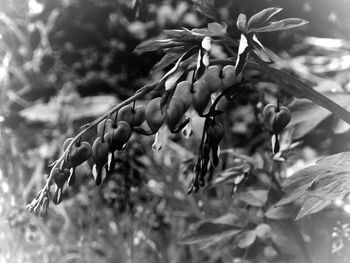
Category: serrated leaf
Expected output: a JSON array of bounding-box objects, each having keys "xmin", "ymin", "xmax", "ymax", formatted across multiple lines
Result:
[
  {"xmin": 236, "ymin": 13, "xmax": 247, "ymax": 32},
  {"xmin": 248, "ymin": 18, "xmax": 309, "ymax": 33},
  {"xmin": 247, "ymin": 7, "xmax": 283, "ymax": 29},
  {"xmin": 276, "ymin": 151, "xmax": 350, "ymax": 220},
  {"xmin": 178, "ymin": 214, "xmax": 241, "ymax": 245},
  {"xmin": 237, "ymin": 230, "xmax": 256, "ymax": 248}
]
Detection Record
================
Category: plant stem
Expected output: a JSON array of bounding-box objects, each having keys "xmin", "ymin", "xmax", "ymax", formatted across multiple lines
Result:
[{"xmin": 27, "ymin": 82, "xmax": 157, "ymax": 211}]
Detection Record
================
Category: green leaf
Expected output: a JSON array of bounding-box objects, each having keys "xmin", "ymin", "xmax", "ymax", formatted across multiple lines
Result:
[
  {"xmin": 178, "ymin": 214, "xmax": 241, "ymax": 245},
  {"xmin": 288, "ymin": 92, "xmax": 350, "ymax": 139},
  {"xmin": 276, "ymin": 151, "xmax": 350, "ymax": 220},
  {"xmin": 165, "ymin": 69, "xmax": 185, "ymax": 91},
  {"xmin": 236, "ymin": 190, "xmax": 268, "ymax": 207},
  {"xmin": 250, "ymin": 34, "xmax": 271, "ymax": 62},
  {"xmin": 207, "ymin": 22, "xmax": 227, "ymax": 36},
  {"xmin": 248, "ymin": 18, "xmax": 309, "ymax": 33},
  {"xmin": 235, "ymin": 34, "xmax": 250, "ymax": 76},
  {"xmin": 212, "ymin": 169, "xmax": 244, "ymax": 185},
  {"xmin": 193, "ymin": 0, "xmax": 217, "ymax": 20},
  {"xmin": 247, "ymin": 7, "xmax": 283, "ymax": 29},
  {"xmin": 134, "ymin": 38, "xmax": 182, "ymax": 54},
  {"xmin": 265, "ymin": 205, "xmax": 294, "ymax": 220},
  {"xmin": 150, "ymin": 53, "xmax": 180, "ymax": 74},
  {"xmin": 236, "ymin": 13, "xmax": 247, "ymax": 32},
  {"xmin": 247, "ymin": 60, "xmax": 350, "ymax": 126}
]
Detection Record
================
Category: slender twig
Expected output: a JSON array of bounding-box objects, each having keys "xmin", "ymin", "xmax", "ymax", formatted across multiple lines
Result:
[{"xmin": 27, "ymin": 82, "xmax": 157, "ymax": 210}]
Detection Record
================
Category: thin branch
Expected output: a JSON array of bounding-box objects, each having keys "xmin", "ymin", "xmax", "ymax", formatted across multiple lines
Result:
[{"xmin": 27, "ymin": 82, "xmax": 157, "ymax": 211}]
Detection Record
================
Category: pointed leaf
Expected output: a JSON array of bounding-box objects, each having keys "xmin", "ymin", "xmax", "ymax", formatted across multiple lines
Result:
[
  {"xmin": 295, "ymin": 196, "xmax": 330, "ymax": 220},
  {"xmin": 247, "ymin": 7, "xmax": 283, "ymax": 29},
  {"xmin": 265, "ymin": 205, "xmax": 294, "ymax": 220},
  {"xmin": 276, "ymin": 151, "xmax": 350, "ymax": 219},
  {"xmin": 235, "ymin": 34, "xmax": 250, "ymax": 76},
  {"xmin": 134, "ymin": 38, "xmax": 181, "ymax": 54},
  {"xmin": 165, "ymin": 69, "xmax": 184, "ymax": 91},
  {"xmin": 251, "ymin": 34, "xmax": 271, "ymax": 62},
  {"xmin": 178, "ymin": 215, "xmax": 241, "ymax": 244},
  {"xmin": 249, "ymin": 18, "xmax": 309, "ymax": 33},
  {"xmin": 151, "ymin": 53, "xmax": 180, "ymax": 74}
]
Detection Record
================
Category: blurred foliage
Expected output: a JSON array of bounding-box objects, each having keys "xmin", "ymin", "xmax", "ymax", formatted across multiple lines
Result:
[{"xmin": 1, "ymin": 0, "xmax": 350, "ymax": 263}]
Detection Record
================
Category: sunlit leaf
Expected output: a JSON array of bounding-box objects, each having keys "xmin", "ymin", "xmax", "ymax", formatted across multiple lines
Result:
[
  {"xmin": 250, "ymin": 34, "xmax": 271, "ymax": 62},
  {"xmin": 247, "ymin": 7, "xmax": 283, "ymax": 29},
  {"xmin": 212, "ymin": 169, "xmax": 243, "ymax": 185},
  {"xmin": 235, "ymin": 34, "xmax": 250, "ymax": 76},
  {"xmin": 248, "ymin": 18, "xmax": 309, "ymax": 33},
  {"xmin": 276, "ymin": 151, "xmax": 350, "ymax": 220},
  {"xmin": 165, "ymin": 69, "xmax": 184, "ymax": 91}
]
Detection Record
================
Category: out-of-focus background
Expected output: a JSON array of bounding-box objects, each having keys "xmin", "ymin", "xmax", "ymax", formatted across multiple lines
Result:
[{"xmin": 1, "ymin": 0, "xmax": 350, "ymax": 262}]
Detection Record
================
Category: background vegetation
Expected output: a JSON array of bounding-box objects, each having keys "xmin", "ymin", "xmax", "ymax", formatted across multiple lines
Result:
[{"xmin": 1, "ymin": 0, "xmax": 350, "ymax": 262}]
